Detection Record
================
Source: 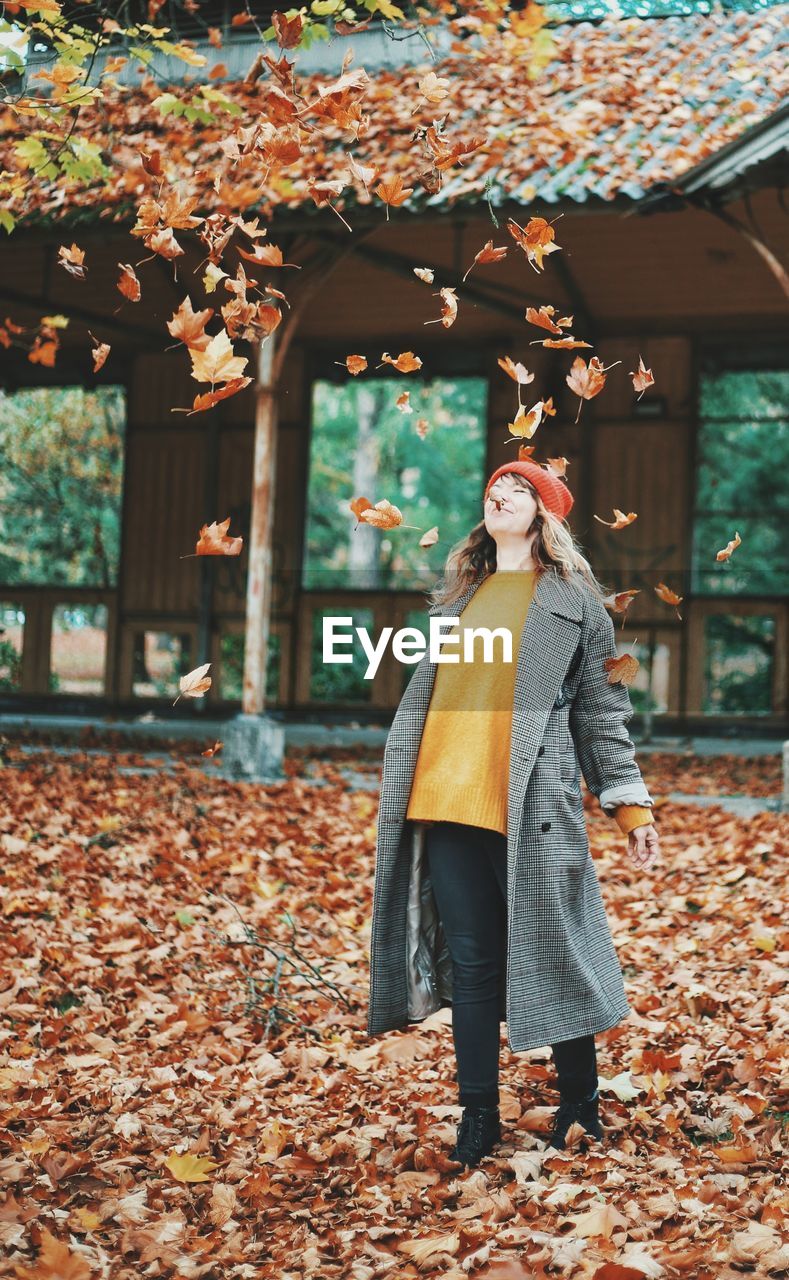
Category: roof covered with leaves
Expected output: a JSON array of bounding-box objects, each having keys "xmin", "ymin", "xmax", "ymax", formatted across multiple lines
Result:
[{"xmin": 2, "ymin": 3, "xmax": 787, "ymax": 230}]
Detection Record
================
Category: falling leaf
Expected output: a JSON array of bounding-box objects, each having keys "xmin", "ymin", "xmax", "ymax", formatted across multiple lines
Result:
[
  {"xmin": 273, "ymin": 10, "xmax": 304, "ymax": 48},
  {"xmin": 58, "ymin": 243, "xmax": 86, "ymax": 279},
  {"xmin": 413, "ymin": 267, "xmax": 434, "ymax": 283},
  {"xmin": 189, "ymin": 330, "xmax": 248, "ymax": 385},
  {"xmin": 418, "ymin": 71, "xmax": 451, "ymax": 104},
  {"xmin": 164, "ymin": 1150, "xmax": 219, "ymax": 1182},
  {"xmin": 716, "ymin": 530, "xmax": 742, "ymax": 561},
  {"xmin": 419, "ymin": 526, "xmax": 439, "ymax": 547},
  {"xmin": 603, "ymin": 651, "xmax": 640, "ymax": 686},
  {"xmin": 379, "ymin": 351, "xmax": 422, "ymax": 373},
  {"xmin": 508, "ymin": 215, "xmax": 562, "ymax": 272},
  {"xmin": 354, "ymin": 499, "xmax": 403, "ymax": 530},
  {"xmin": 655, "ymin": 581, "xmax": 683, "ymax": 620},
  {"xmin": 337, "ymin": 354, "xmax": 368, "ymax": 375},
  {"xmin": 424, "ymin": 285, "xmax": 458, "ymax": 329},
  {"xmin": 631, "ymin": 354, "xmax": 655, "ymax": 397},
  {"xmin": 497, "ymin": 356, "xmax": 535, "ymax": 385},
  {"xmin": 203, "ymin": 263, "xmax": 227, "ymax": 293},
  {"xmin": 506, "ymin": 401, "xmax": 544, "ymax": 440},
  {"xmin": 593, "ymin": 508, "xmax": 638, "ymax": 529},
  {"xmin": 462, "ymin": 240, "xmax": 507, "ymax": 281},
  {"xmin": 525, "ymin": 304, "xmax": 566, "ymax": 334},
  {"xmin": 566, "ymin": 355, "xmax": 619, "ymax": 423},
  {"xmin": 349, "ymin": 496, "xmax": 372, "ymax": 523},
  {"xmin": 545, "ymin": 455, "xmax": 569, "ymax": 478},
  {"xmin": 148, "ymin": 227, "xmax": 184, "ymax": 260},
  {"xmin": 195, "ymin": 518, "xmax": 243, "ymax": 556},
  {"xmin": 117, "ymin": 263, "xmax": 141, "ymax": 302},
  {"xmin": 373, "ymin": 175, "xmax": 414, "ymax": 218},
  {"xmin": 415, "ymin": 418, "xmax": 429, "ymax": 438},
  {"xmin": 173, "ymin": 663, "xmax": 212, "ymax": 705},
  {"xmin": 167, "ymin": 298, "xmax": 215, "ymax": 351},
  {"xmin": 396, "ymin": 390, "xmax": 412, "ymax": 414},
  {"xmin": 202, "ymin": 741, "xmax": 224, "ymax": 758},
  {"xmin": 181, "ymin": 378, "xmax": 252, "ymax": 415},
  {"xmin": 537, "ymin": 336, "xmax": 594, "ymax": 349},
  {"xmin": 88, "ymin": 332, "xmax": 111, "ymax": 372}
]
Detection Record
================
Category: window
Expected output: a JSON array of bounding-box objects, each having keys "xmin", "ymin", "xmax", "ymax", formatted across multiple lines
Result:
[
  {"xmin": 50, "ymin": 603, "xmax": 108, "ymax": 695},
  {"xmin": 303, "ymin": 376, "xmax": 488, "ymax": 593},
  {"xmin": 0, "ymin": 386, "xmax": 126, "ymax": 588},
  {"xmin": 692, "ymin": 369, "xmax": 788, "ymax": 598}
]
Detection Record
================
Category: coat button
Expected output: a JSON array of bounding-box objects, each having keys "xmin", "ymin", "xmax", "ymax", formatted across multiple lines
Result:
[
  {"xmin": 537, "ymin": 745, "xmax": 545, "ymax": 756},
  {"xmin": 541, "ymin": 820, "xmax": 551, "ymax": 832}
]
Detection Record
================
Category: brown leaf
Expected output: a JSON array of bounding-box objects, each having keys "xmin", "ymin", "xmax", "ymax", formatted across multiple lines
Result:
[
  {"xmin": 117, "ymin": 263, "xmax": 141, "ymax": 303},
  {"xmin": 58, "ymin": 243, "xmax": 86, "ymax": 279}
]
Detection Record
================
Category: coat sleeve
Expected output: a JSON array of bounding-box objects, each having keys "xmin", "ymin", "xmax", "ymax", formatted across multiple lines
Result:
[{"xmin": 569, "ymin": 607, "xmax": 654, "ymax": 814}]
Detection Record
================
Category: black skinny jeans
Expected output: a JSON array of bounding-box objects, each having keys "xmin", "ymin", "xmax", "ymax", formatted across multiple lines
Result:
[{"xmin": 425, "ymin": 820, "xmax": 597, "ymax": 1108}]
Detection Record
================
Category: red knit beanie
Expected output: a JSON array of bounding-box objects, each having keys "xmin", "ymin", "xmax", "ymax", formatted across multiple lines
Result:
[{"xmin": 484, "ymin": 460, "xmax": 574, "ymax": 520}]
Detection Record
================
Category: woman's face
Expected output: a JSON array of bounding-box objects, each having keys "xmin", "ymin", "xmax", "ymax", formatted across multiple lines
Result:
[{"xmin": 484, "ymin": 472, "xmax": 539, "ymax": 540}]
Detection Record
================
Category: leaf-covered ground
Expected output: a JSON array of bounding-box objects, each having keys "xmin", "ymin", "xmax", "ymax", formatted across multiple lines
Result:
[{"xmin": 0, "ymin": 743, "xmax": 787, "ymax": 1279}]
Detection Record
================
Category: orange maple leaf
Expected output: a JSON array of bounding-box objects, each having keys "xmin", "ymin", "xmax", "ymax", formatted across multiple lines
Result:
[
  {"xmin": 379, "ymin": 351, "xmax": 422, "ymax": 373},
  {"xmin": 189, "ymin": 330, "xmax": 248, "ymax": 385},
  {"xmin": 593, "ymin": 509, "xmax": 638, "ymax": 529},
  {"xmin": 337, "ymin": 354, "xmax": 367, "ymax": 376},
  {"xmin": 374, "ymin": 175, "xmax": 414, "ymax": 219},
  {"xmin": 566, "ymin": 355, "xmax": 619, "ymax": 423},
  {"xmin": 604, "ymin": 651, "xmax": 640, "ymax": 687},
  {"xmin": 167, "ymin": 298, "xmax": 215, "ymax": 351},
  {"xmin": 195, "ymin": 518, "xmax": 243, "ymax": 557},
  {"xmin": 463, "ymin": 241, "xmax": 507, "ymax": 282},
  {"xmin": 508, "ymin": 216, "xmax": 562, "ymax": 272},
  {"xmin": 497, "ymin": 356, "xmax": 534, "ymax": 386},
  {"xmin": 58, "ymin": 243, "xmax": 86, "ymax": 279},
  {"xmin": 631, "ymin": 354, "xmax": 656, "ymax": 398},
  {"xmin": 506, "ymin": 401, "xmax": 544, "ymax": 440}
]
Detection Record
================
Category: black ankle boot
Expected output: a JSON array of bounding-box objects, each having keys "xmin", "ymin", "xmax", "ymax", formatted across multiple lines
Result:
[
  {"xmin": 548, "ymin": 1086, "xmax": 604, "ymax": 1149},
  {"xmin": 451, "ymin": 1104, "xmax": 502, "ymax": 1168}
]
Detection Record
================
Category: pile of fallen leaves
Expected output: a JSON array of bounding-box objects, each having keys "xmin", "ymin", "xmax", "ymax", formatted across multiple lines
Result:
[{"xmin": 0, "ymin": 748, "xmax": 787, "ymax": 1279}]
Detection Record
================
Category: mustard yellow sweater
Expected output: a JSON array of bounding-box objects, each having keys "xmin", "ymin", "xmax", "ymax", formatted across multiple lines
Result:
[{"xmin": 405, "ymin": 570, "xmax": 653, "ymax": 837}]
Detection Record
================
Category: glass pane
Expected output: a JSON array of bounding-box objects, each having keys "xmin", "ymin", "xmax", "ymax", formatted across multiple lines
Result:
[
  {"xmin": 310, "ymin": 607, "xmax": 374, "ymax": 703},
  {"xmin": 691, "ymin": 515, "xmax": 786, "ymax": 596},
  {"xmin": 219, "ymin": 631, "xmax": 280, "ymax": 703},
  {"xmin": 303, "ymin": 377, "xmax": 488, "ymax": 592},
  {"xmin": 693, "ymin": 369, "xmax": 789, "ymax": 597},
  {"xmin": 0, "ymin": 604, "xmax": 24, "ymax": 691},
  {"xmin": 50, "ymin": 604, "xmax": 108, "ymax": 696},
  {"xmin": 703, "ymin": 613, "xmax": 775, "ymax": 716},
  {"xmin": 0, "ymin": 386, "xmax": 125, "ymax": 588},
  {"xmin": 132, "ymin": 631, "xmax": 192, "ymax": 700}
]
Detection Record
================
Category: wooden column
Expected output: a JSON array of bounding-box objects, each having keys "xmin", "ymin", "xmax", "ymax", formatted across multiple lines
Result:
[{"xmin": 242, "ymin": 335, "xmax": 278, "ymax": 715}]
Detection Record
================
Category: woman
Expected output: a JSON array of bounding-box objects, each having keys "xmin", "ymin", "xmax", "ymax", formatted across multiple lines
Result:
[{"xmin": 367, "ymin": 459, "xmax": 660, "ymax": 1168}]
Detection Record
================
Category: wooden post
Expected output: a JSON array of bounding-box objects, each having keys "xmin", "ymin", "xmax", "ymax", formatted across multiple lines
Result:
[{"xmin": 242, "ymin": 334, "xmax": 278, "ymax": 715}]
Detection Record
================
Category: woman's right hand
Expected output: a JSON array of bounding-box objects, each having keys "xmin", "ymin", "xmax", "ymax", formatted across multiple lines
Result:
[{"xmin": 627, "ymin": 822, "xmax": 661, "ymax": 871}]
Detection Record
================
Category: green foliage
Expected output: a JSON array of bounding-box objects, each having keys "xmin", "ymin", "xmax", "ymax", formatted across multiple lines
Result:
[
  {"xmin": 303, "ymin": 376, "xmax": 488, "ymax": 592},
  {"xmin": 0, "ymin": 386, "xmax": 125, "ymax": 589}
]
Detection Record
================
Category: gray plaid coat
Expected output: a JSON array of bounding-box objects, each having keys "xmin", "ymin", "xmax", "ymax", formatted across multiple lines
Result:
[{"xmin": 366, "ymin": 566, "xmax": 654, "ymax": 1053}]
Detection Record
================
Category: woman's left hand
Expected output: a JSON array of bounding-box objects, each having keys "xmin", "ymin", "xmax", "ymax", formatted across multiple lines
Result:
[{"xmin": 627, "ymin": 822, "xmax": 661, "ymax": 871}]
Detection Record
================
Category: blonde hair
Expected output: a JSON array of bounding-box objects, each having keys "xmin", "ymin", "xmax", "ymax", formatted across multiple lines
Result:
[{"xmin": 428, "ymin": 473, "xmax": 611, "ymax": 609}]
